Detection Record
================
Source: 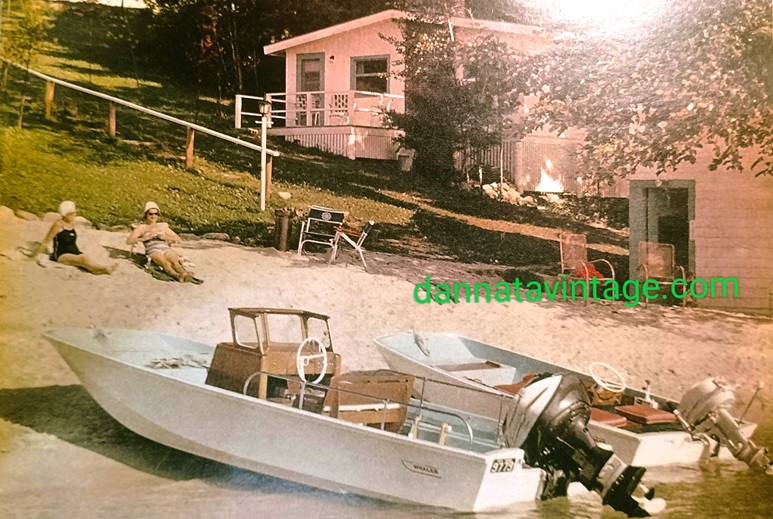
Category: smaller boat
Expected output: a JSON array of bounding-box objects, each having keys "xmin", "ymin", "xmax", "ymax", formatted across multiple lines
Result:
[
  {"xmin": 44, "ymin": 308, "xmax": 663, "ymax": 516},
  {"xmin": 374, "ymin": 331, "xmax": 772, "ymax": 473}
]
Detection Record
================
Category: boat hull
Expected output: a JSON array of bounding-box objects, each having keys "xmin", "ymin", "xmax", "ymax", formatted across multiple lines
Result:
[
  {"xmin": 375, "ymin": 332, "xmax": 747, "ymax": 468},
  {"xmin": 45, "ymin": 328, "xmax": 545, "ymax": 512}
]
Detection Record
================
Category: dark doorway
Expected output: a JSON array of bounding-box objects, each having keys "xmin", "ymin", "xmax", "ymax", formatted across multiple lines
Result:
[{"xmin": 645, "ymin": 187, "xmax": 690, "ymax": 269}]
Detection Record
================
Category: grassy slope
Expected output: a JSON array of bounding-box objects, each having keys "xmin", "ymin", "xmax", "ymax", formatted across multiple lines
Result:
[{"xmin": 0, "ymin": 2, "xmax": 628, "ymax": 274}]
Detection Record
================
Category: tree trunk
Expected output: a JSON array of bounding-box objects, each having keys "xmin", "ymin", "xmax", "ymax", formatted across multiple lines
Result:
[{"xmin": 228, "ymin": 2, "xmax": 243, "ymax": 92}]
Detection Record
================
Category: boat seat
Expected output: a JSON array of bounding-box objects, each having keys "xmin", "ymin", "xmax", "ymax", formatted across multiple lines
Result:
[
  {"xmin": 323, "ymin": 371, "xmax": 413, "ymax": 433},
  {"xmin": 615, "ymin": 404, "xmax": 677, "ymax": 425},
  {"xmin": 495, "ymin": 372, "xmax": 537, "ymax": 395},
  {"xmin": 435, "ymin": 360, "xmax": 502, "ymax": 372},
  {"xmin": 590, "ymin": 408, "xmax": 628, "ymax": 428}
]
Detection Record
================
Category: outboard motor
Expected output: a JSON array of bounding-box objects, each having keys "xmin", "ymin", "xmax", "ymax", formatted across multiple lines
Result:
[
  {"xmin": 502, "ymin": 373, "xmax": 664, "ymax": 517},
  {"xmin": 675, "ymin": 378, "xmax": 772, "ymax": 474}
]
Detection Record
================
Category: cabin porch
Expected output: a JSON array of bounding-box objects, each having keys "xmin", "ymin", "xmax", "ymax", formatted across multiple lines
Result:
[{"xmin": 236, "ymin": 91, "xmax": 405, "ymax": 160}]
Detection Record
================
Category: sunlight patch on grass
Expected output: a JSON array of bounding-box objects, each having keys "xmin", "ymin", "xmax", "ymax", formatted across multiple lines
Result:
[
  {"xmin": 198, "ymin": 96, "xmax": 232, "ymax": 106},
  {"xmin": 34, "ymin": 54, "xmax": 162, "ymax": 91}
]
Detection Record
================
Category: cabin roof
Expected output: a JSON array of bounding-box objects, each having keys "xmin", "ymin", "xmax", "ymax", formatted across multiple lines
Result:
[
  {"xmin": 229, "ymin": 307, "xmax": 330, "ymax": 321},
  {"xmin": 263, "ymin": 9, "xmax": 546, "ymax": 56}
]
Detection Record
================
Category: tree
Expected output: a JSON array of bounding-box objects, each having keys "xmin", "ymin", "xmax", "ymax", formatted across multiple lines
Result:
[
  {"xmin": 1, "ymin": 0, "xmax": 51, "ymax": 127},
  {"xmin": 2, "ymin": 0, "xmax": 51, "ymax": 82},
  {"xmin": 521, "ymin": 0, "xmax": 773, "ymax": 182},
  {"xmin": 142, "ymin": 0, "xmax": 392, "ymax": 96},
  {"xmin": 387, "ymin": 6, "xmax": 529, "ymax": 184}
]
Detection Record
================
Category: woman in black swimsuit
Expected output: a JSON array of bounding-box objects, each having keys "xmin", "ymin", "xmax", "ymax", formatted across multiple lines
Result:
[{"xmin": 29, "ymin": 201, "xmax": 117, "ymax": 275}]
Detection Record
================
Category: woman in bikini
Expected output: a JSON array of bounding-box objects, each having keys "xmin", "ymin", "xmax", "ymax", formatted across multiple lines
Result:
[
  {"xmin": 126, "ymin": 202, "xmax": 192, "ymax": 282},
  {"xmin": 29, "ymin": 201, "xmax": 117, "ymax": 275}
]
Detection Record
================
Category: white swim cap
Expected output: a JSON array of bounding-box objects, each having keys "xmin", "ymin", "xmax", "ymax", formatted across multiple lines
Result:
[{"xmin": 58, "ymin": 201, "xmax": 76, "ymax": 216}]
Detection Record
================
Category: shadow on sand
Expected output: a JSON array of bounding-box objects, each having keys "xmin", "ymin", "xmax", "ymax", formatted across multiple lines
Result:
[{"xmin": 0, "ymin": 385, "xmax": 322, "ymax": 497}]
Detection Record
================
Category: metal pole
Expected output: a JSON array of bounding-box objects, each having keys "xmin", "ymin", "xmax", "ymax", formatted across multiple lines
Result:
[
  {"xmin": 260, "ymin": 114, "xmax": 267, "ymax": 211},
  {"xmin": 234, "ymin": 94, "xmax": 242, "ymax": 129}
]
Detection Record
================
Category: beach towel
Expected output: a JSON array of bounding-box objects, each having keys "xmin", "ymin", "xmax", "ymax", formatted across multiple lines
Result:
[{"xmin": 147, "ymin": 263, "xmax": 204, "ymax": 284}]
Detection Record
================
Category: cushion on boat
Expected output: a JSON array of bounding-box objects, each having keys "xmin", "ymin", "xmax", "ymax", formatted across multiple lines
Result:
[
  {"xmin": 495, "ymin": 372, "xmax": 536, "ymax": 395},
  {"xmin": 615, "ymin": 404, "xmax": 677, "ymax": 425},
  {"xmin": 590, "ymin": 408, "xmax": 628, "ymax": 427}
]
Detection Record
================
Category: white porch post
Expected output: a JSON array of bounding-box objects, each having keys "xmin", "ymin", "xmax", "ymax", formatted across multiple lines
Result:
[
  {"xmin": 347, "ymin": 127, "xmax": 357, "ymax": 160},
  {"xmin": 235, "ymin": 95, "xmax": 242, "ymax": 129},
  {"xmin": 257, "ymin": 99, "xmax": 273, "ymax": 211},
  {"xmin": 260, "ymin": 116, "xmax": 267, "ymax": 210}
]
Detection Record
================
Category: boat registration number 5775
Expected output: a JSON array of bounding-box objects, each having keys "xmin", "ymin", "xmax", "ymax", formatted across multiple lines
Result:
[{"xmin": 491, "ymin": 458, "xmax": 518, "ymax": 473}]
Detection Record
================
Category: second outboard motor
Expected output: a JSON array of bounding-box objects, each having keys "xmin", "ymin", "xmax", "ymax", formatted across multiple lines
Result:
[
  {"xmin": 501, "ymin": 373, "xmax": 664, "ymax": 517},
  {"xmin": 675, "ymin": 378, "xmax": 772, "ymax": 474}
]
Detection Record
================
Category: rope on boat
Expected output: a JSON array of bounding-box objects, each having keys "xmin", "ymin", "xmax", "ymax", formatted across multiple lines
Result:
[{"xmin": 147, "ymin": 354, "xmax": 211, "ymax": 369}]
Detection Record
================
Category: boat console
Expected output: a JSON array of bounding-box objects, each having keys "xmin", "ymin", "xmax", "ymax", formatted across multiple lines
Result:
[
  {"xmin": 206, "ymin": 308, "xmax": 414, "ymax": 433},
  {"xmin": 206, "ymin": 308, "xmax": 340, "ymax": 399}
]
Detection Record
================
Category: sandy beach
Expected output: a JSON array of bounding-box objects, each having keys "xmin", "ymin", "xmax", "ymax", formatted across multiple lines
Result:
[{"xmin": 1, "ymin": 209, "xmax": 772, "ymax": 517}]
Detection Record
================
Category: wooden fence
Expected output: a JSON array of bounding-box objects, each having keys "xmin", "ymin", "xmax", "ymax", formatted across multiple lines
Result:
[{"xmin": 3, "ymin": 60, "xmax": 279, "ymax": 205}]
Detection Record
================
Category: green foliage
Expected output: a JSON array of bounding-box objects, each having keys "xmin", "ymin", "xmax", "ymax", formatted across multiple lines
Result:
[
  {"xmin": 1, "ymin": 0, "xmax": 53, "ymax": 128},
  {"xmin": 388, "ymin": 7, "xmax": 528, "ymax": 184},
  {"xmin": 1, "ymin": 0, "xmax": 52, "ymax": 68},
  {"xmin": 140, "ymin": 0, "xmax": 392, "ymax": 96},
  {"xmin": 522, "ymin": 0, "xmax": 773, "ymax": 181}
]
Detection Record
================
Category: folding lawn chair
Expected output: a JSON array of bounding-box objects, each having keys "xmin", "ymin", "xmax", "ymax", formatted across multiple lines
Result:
[
  {"xmin": 328, "ymin": 220, "xmax": 375, "ymax": 271},
  {"xmin": 559, "ymin": 232, "xmax": 616, "ymax": 303},
  {"xmin": 637, "ymin": 241, "xmax": 688, "ymax": 306},
  {"xmin": 297, "ymin": 206, "xmax": 347, "ymax": 256}
]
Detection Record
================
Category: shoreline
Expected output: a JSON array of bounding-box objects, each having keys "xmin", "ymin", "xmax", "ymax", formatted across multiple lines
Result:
[
  {"xmin": 2, "ymin": 210, "xmax": 771, "ymax": 409},
  {"xmin": 1, "ymin": 209, "xmax": 772, "ymax": 517}
]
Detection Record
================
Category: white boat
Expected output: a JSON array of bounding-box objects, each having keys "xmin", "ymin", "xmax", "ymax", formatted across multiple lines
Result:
[
  {"xmin": 374, "ymin": 331, "xmax": 772, "ymax": 473},
  {"xmin": 44, "ymin": 308, "xmax": 662, "ymax": 515}
]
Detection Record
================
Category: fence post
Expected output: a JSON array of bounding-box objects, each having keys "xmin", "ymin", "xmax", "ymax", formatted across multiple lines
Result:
[
  {"xmin": 44, "ymin": 81, "xmax": 55, "ymax": 120},
  {"xmin": 17, "ymin": 96, "xmax": 27, "ymax": 128},
  {"xmin": 185, "ymin": 127, "xmax": 195, "ymax": 168},
  {"xmin": 266, "ymin": 155, "xmax": 273, "ymax": 201},
  {"xmin": 108, "ymin": 101, "xmax": 116, "ymax": 137}
]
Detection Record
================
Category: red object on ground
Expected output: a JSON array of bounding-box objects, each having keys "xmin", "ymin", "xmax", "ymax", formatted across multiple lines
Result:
[{"xmin": 574, "ymin": 265, "xmax": 603, "ymax": 278}]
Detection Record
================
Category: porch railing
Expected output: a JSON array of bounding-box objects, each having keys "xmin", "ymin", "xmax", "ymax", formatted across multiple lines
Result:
[{"xmin": 236, "ymin": 90, "xmax": 404, "ymax": 129}]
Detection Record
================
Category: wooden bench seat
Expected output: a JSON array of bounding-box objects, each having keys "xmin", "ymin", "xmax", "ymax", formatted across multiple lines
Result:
[{"xmin": 435, "ymin": 360, "xmax": 502, "ymax": 372}]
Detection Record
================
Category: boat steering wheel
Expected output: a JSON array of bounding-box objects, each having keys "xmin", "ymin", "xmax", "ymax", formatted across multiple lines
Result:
[
  {"xmin": 296, "ymin": 337, "xmax": 328, "ymax": 384},
  {"xmin": 589, "ymin": 361, "xmax": 626, "ymax": 393}
]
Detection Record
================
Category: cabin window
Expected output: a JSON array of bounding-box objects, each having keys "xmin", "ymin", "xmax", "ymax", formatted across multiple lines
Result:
[
  {"xmin": 307, "ymin": 317, "xmax": 331, "ymax": 349},
  {"xmin": 459, "ymin": 64, "xmax": 477, "ymax": 84},
  {"xmin": 266, "ymin": 314, "xmax": 304, "ymax": 346},
  {"xmin": 351, "ymin": 56, "xmax": 389, "ymax": 95},
  {"xmin": 233, "ymin": 314, "xmax": 262, "ymax": 349}
]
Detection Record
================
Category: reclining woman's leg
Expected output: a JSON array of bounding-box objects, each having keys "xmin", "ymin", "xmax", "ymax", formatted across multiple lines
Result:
[
  {"xmin": 149, "ymin": 251, "xmax": 187, "ymax": 282},
  {"xmin": 165, "ymin": 250, "xmax": 192, "ymax": 282},
  {"xmin": 58, "ymin": 253, "xmax": 117, "ymax": 275}
]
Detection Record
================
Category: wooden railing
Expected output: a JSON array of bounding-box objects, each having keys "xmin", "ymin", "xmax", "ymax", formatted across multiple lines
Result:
[
  {"xmin": 4, "ymin": 60, "xmax": 280, "ymax": 169},
  {"xmin": 235, "ymin": 90, "xmax": 404, "ymax": 129}
]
